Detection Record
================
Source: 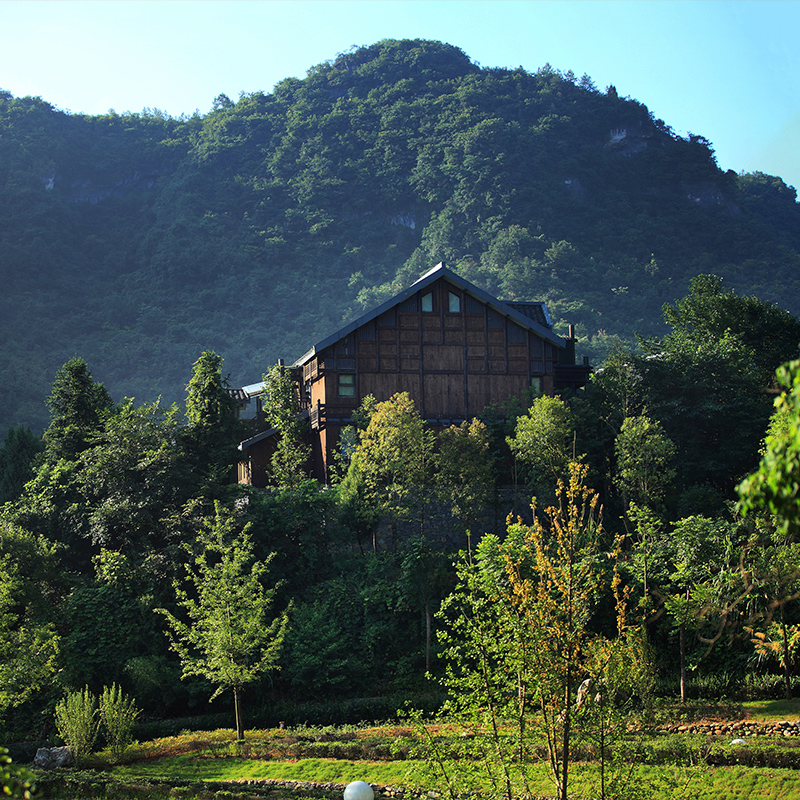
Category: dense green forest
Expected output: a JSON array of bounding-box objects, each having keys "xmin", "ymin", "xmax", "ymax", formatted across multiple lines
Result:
[
  {"xmin": 1, "ymin": 38, "xmax": 799, "ymax": 434},
  {"xmin": 3, "ymin": 272, "xmax": 800, "ymax": 744},
  {"xmin": 3, "ymin": 39, "xmax": 800, "ymax": 752}
]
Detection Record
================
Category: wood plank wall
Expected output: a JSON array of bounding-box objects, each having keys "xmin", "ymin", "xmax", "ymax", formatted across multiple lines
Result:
[{"xmin": 310, "ymin": 277, "xmax": 557, "ymax": 423}]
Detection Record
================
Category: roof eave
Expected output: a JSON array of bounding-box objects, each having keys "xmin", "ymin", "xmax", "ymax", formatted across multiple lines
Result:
[{"xmin": 293, "ymin": 263, "xmax": 564, "ymax": 366}]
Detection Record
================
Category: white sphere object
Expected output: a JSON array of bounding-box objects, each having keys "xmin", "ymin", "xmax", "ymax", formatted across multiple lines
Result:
[
  {"xmin": 731, "ymin": 738, "xmax": 747, "ymax": 746},
  {"xmin": 344, "ymin": 781, "xmax": 375, "ymax": 800}
]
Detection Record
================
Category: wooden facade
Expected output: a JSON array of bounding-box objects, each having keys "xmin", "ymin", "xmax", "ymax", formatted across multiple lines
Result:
[{"xmin": 237, "ymin": 263, "xmax": 590, "ymax": 485}]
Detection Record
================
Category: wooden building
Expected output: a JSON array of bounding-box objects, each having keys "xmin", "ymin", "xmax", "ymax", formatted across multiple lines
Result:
[{"xmin": 236, "ymin": 263, "xmax": 590, "ymax": 485}]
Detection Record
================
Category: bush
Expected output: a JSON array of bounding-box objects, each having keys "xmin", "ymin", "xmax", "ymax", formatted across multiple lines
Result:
[
  {"xmin": 55, "ymin": 687, "xmax": 99, "ymax": 766},
  {"xmin": 742, "ymin": 672, "xmax": 800, "ymax": 700},
  {"xmin": 100, "ymin": 684, "xmax": 139, "ymax": 762}
]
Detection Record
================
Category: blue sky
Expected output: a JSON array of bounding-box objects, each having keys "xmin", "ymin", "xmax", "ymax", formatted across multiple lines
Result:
[{"xmin": 1, "ymin": 0, "xmax": 799, "ymax": 191}]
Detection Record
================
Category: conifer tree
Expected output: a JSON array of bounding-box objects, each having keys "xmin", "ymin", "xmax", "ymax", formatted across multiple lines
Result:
[{"xmin": 43, "ymin": 358, "xmax": 112, "ymax": 462}]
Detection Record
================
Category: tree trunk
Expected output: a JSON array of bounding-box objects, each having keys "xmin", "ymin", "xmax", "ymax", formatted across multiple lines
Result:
[
  {"xmin": 679, "ymin": 587, "xmax": 690, "ymax": 703},
  {"xmin": 234, "ymin": 684, "xmax": 244, "ymax": 741},
  {"xmin": 599, "ymin": 684, "xmax": 606, "ymax": 800},
  {"xmin": 560, "ymin": 676, "xmax": 571, "ymax": 800},
  {"xmin": 782, "ymin": 610, "xmax": 792, "ymax": 700},
  {"xmin": 425, "ymin": 598, "xmax": 431, "ymax": 673},
  {"xmin": 679, "ymin": 629, "xmax": 687, "ymax": 703}
]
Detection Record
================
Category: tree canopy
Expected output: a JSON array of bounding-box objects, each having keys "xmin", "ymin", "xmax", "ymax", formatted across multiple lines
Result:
[{"xmin": 1, "ymin": 40, "xmax": 799, "ymax": 435}]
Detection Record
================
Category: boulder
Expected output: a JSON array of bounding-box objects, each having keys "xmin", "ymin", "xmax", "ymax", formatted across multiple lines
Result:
[{"xmin": 33, "ymin": 746, "xmax": 74, "ymax": 770}]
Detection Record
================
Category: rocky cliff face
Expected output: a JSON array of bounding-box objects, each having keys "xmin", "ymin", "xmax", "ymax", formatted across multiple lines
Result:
[{"xmin": 52, "ymin": 169, "xmax": 162, "ymax": 204}]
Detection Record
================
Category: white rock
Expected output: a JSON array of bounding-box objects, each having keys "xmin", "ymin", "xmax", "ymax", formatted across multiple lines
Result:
[{"xmin": 344, "ymin": 781, "xmax": 375, "ymax": 800}]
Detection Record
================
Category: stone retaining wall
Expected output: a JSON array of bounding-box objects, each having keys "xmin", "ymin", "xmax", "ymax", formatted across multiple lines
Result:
[{"xmin": 659, "ymin": 719, "xmax": 800, "ymax": 737}]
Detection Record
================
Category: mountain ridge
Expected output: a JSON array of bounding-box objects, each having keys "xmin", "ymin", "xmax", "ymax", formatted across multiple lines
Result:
[{"xmin": 1, "ymin": 39, "xmax": 798, "ymax": 434}]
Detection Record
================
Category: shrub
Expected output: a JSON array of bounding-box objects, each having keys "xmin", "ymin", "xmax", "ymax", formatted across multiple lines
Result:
[
  {"xmin": 55, "ymin": 687, "xmax": 99, "ymax": 766},
  {"xmin": 100, "ymin": 684, "xmax": 140, "ymax": 762}
]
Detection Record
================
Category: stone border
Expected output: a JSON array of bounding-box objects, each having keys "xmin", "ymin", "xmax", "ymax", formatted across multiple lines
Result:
[{"xmin": 659, "ymin": 719, "xmax": 800, "ymax": 737}]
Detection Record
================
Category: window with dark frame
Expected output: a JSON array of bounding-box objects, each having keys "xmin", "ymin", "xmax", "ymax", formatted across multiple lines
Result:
[{"xmin": 338, "ymin": 373, "xmax": 355, "ymax": 398}]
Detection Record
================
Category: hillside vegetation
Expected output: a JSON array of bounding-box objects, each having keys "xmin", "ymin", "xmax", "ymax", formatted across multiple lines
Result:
[{"xmin": 2, "ymin": 38, "xmax": 799, "ymax": 433}]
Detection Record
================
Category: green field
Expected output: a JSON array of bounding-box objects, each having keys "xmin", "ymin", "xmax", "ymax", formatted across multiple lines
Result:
[{"xmin": 34, "ymin": 706, "xmax": 800, "ymax": 800}]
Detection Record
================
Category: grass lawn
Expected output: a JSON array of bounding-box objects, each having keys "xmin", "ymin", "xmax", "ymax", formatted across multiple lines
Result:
[
  {"xmin": 742, "ymin": 698, "xmax": 800, "ymax": 722},
  {"xmin": 113, "ymin": 755, "xmax": 419, "ymax": 786},
  {"xmin": 41, "ymin": 712, "xmax": 800, "ymax": 800},
  {"xmin": 106, "ymin": 751, "xmax": 800, "ymax": 800}
]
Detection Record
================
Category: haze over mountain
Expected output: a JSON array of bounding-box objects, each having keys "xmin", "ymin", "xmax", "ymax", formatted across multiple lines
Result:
[{"xmin": 2, "ymin": 39, "xmax": 798, "ymax": 434}]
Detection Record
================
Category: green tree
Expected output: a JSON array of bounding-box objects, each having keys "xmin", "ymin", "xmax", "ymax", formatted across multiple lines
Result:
[
  {"xmin": 431, "ymin": 463, "xmax": 651, "ymax": 800},
  {"xmin": 739, "ymin": 357, "xmax": 800, "ymax": 535},
  {"xmin": 333, "ymin": 395, "xmax": 381, "ymax": 553},
  {"xmin": 42, "ymin": 358, "xmax": 113, "ymax": 462},
  {"xmin": 76, "ymin": 399, "xmax": 190, "ymax": 554},
  {"xmin": 0, "ymin": 426, "xmax": 43, "ymax": 503},
  {"xmin": 184, "ymin": 351, "xmax": 244, "ymax": 495},
  {"xmin": 399, "ymin": 534, "xmax": 451, "ymax": 673},
  {"xmin": 737, "ymin": 357, "xmax": 800, "ymax": 699},
  {"xmin": 60, "ymin": 549, "xmax": 166, "ymax": 696},
  {"xmin": 614, "ymin": 414, "xmax": 676, "ymax": 512},
  {"xmin": 660, "ymin": 274, "xmax": 800, "ymax": 389},
  {"xmin": 506, "ymin": 395, "xmax": 574, "ymax": 500},
  {"xmin": 639, "ymin": 278, "xmax": 792, "ymax": 506},
  {"xmin": 336, "ymin": 454, "xmax": 381, "ymax": 554},
  {"xmin": 436, "ymin": 418, "xmax": 495, "ymax": 555},
  {"xmin": 261, "ymin": 362, "xmax": 310, "ymax": 487},
  {"xmin": 281, "ymin": 577, "xmax": 369, "ymax": 697},
  {"xmin": 328, "ymin": 394, "xmax": 378, "ymax": 483},
  {"xmin": 348, "ymin": 392, "xmax": 434, "ymax": 547},
  {"xmin": 8, "ymin": 396, "xmax": 191, "ymax": 578},
  {"xmin": 159, "ymin": 502, "xmax": 288, "ymax": 740},
  {"xmin": 0, "ymin": 549, "xmax": 60, "ymax": 723},
  {"xmin": 740, "ymin": 524, "xmax": 800, "ymax": 700},
  {"xmin": 631, "ymin": 511, "xmax": 741, "ymax": 701}
]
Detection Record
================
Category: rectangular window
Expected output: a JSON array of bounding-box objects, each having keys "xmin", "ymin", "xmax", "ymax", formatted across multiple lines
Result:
[
  {"xmin": 421, "ymin": 292, "xmax": 433, "ymax": 312},
  {"xmin": 448, "ymin": 291, "xmax": 461, "ymax": 313},
  {"xmin": 338, "ymin": 373, "xmax": 356, "ymax": 398}
]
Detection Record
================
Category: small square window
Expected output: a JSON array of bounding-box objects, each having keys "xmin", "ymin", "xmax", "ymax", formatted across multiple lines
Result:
[
  {"xmin": 448, "ymin": 291, "xmax": 461, "ymax": 313},
  {"xmin": 421, "ymin": 292, "xmax": 433, "ymax": 312},
  {"xmin": 338, "ymin": 373, "xmax": 355, "ymax": 398}
]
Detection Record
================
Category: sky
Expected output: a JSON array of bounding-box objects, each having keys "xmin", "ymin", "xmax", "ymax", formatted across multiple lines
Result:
[{"xmin": 1, "ymin": 0, "xmax": 799, "ymax": 192}]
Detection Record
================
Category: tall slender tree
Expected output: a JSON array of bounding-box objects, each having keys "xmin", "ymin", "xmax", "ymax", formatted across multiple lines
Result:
[
  {"xmin": 184, "ymin": 351, "xmax": 243, "ymax": 495},
  {"xmin": 159, "ymin": 503, "xmax": 288, "ymax": 741},
  {"xmin": 261, "ymin": 362, "xmax": 310, "ymax": 488},
  {"xmin": 431, "ymin": 463, "xmax": 651, "ymax": 800}
]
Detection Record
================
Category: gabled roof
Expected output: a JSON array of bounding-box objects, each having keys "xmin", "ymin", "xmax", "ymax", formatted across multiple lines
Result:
[{"xmin": 294, "ymin": 262, "xmax": 564, "ymax": 367}]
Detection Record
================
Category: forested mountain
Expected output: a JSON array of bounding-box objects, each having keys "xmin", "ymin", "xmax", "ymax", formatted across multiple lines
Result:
[{"xmin": 2, "ymin": 38, "xmax": 799, "ymax": 434}]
